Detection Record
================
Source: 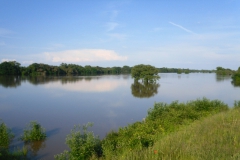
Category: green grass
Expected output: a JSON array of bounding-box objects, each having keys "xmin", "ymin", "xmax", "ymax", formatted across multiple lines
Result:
[
  {"xmin": 122, "ymin": 107, "xmax": 240, "ymax": 160},
  {"xmin": 53, "ymin": 98, "xmax": 235, "ymax": 160},
  {"xmin": 100, "ymin": 98, "xmax": 229, "ymax": 159}
]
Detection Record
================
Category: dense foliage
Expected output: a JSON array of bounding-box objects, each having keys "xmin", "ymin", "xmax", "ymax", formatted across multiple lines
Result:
[
  {"xmin": 0, "ymin": 120, "xmax": 14, "ymax": 149},
  {"xmin": 0, "ymin": 61, "xmax": 21, "ymax": 75},
  {"xmin": 21, "ymin": 121, "xmax": 46, "ymax": 142},
  {"xmin": 101, "ymin": 98, "xmax": 228, "ymax": 159},
  {"xmin": 0, "ymin": 61, "xmax": 132, "ymax": 76},
  {"xmin": 54, "ymin": 123, "xmax": 102, "ymax": 160},
  {"xmin": 216, "ymin": 66, "xmax": 235, "ymax": 75},
  {"xmin": 131, "ymin": 64, "xmax": 160, "ymax": 83},
  {"xmin": 159, "ymin": 67, "xmax": 214, "ymax": 73},
  {"xmin": 53, "ymin": 98, "xmax": 230, "ymax": 159}
]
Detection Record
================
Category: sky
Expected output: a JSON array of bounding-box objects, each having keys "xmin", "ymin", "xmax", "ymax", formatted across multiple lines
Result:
[{"xmin": 0, "ymin": 0, "xmax": 240, "ymax": 70}]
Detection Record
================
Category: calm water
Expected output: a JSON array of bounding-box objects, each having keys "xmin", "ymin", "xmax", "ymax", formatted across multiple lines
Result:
[{"xmin": 0, "ymin": 73, "xmax": 239, "ymax": 159}]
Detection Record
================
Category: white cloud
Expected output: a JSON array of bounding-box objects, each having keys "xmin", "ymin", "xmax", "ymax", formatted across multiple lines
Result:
[
  {"xmin": 169, "ymin": 22, "xmax": 196, "ymax": 34},
  {"xmin": 108, "ymin": 33, "xmax": 127, "ymax": 40},
  {"xmin": 22, "ymin": 60, "xmax": 34, "ymax": 65},
  {"xmin": 106, "ymin": 22, "xmax": 119, "ymax": 31},
  {"xmin": 44, "ymin": 78, "xmax": 128, "ymax": 92},
  {"xmin": 132, "ymin": 42, "xmax": 240, "ymax": 69},
  {"xmin": 1, "ymin": 59, "xmax": 16, "ymax": 62},
  {"xmin": 44, "ymin": 49, "xmax": 127, "ymax": 63}
]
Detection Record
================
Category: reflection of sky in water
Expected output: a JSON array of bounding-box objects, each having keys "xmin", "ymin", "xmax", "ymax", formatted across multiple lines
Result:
[
  {"xmin": 44, "ymin": 79, "xmax": 128, "ymax": 92},
  {"xmin": 0, "ymin": 73, "xmax": 240, "ymax": 160}
]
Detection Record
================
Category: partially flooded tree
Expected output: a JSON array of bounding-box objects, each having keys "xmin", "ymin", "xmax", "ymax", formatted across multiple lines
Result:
[{"xmin": 131, "ymin": 64, "xmax": 160, "ymax": 83}]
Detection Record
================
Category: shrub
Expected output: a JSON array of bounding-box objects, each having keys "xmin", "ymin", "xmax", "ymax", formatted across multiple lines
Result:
[
  {"xmin": 0, "ymin": 120, "xmax": 14, "ymax": 149},
  {"xmin": 54, "ymin": 123, "xmax": 102, "ymax": 160},
  {"xmin": 102, "ymin": 98, "xmax": 229, "ymax": 158},
  {"xmin": 21, "ymin": 121, "xmax": 46, "ymax": 142}
]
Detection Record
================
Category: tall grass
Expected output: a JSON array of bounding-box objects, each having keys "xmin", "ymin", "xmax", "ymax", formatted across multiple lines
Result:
[
  {"xmin": 101, "ymin": 98, "xmax": 229, "ymax": 159},
  {"xmin": 123, "ymin": 107, "xmax": 240, "ymax": 160}
]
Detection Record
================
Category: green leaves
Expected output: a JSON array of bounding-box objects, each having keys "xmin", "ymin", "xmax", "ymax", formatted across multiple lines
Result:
[
  {"xmin": 21, "ymin": 121, "xmax": 46, "ymax": 142},
  {"xmin": 0, "ymin": 120, "xmax": 14, "ymax": 149},
  {"xmin": 54, "ymin": 123, "xmax": 102, "ymax": 160},
  {"xmin": 131, "ymin": 64, "xmax": 160, "ymax": 83}
]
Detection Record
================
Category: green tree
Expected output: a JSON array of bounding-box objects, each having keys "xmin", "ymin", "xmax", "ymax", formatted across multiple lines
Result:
[
  {"xmin": 0, "ymin": 61, "xmax": 21, "ymax": 75},
  {"xmin": 131, "ymin": 64, "xmax": 160, "ymax": 83}
]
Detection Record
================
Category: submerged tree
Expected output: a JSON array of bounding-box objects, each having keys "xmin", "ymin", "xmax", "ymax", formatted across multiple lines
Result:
[{"xmin": 131, "ymin": 64, "xmax": 160, "ymax": 83}]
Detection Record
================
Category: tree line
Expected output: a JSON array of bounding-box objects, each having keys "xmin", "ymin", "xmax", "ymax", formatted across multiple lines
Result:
[
  {"xmin": 159, "ymin": 67, "xmax": 214, "ymax": 74},
  {"xmin": 0, "ymin": 61, "xmax": 131, "ymax": 76}
]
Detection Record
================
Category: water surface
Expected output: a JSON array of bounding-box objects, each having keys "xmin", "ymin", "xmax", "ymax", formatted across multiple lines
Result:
[{"xmin": 0, "ymin": 73, "xmax": 239, "ymax": 159}]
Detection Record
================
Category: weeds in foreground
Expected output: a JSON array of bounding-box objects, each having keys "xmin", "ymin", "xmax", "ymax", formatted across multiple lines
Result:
[
  {"xmin": 21, "ymin": 121, "xmax": 46, "ymax": 142},
  {"xmin": 123, "ymin": 108, "xmax": 240, "ymax": 160},
  {"xmin": 0, "ymin": 120, "xmax": 14, "ymax": 149},
  {"xmin": 0, "ymin": 120, "xmax": 27, "ymax": 160},
  {"xmin": 54, "ymin": 123, "xmax": 102, "ymax": 160}
]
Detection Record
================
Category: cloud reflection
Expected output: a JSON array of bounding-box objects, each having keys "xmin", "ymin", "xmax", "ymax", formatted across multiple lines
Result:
[{"xmin": 44, "ymin": 79, "xmax": 128, "ymax": 92}]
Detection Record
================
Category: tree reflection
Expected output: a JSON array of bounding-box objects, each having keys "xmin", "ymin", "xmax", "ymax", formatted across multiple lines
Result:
[
  {"xmin": 0, "ymin": 76, "xmax": 21, "ymax": 88},
  {"xmin": 131, "ymin": 81, "xmax": 160, "ymax": 98},
  {"xmin": 215, "ymin": 74, "xmax": 231, "ymax": 82},
  {"xmin": 25, "ymin": 140, "xmax": 46, "ymax": 158},
  {"xmin": 231, "ymin": 81, "xmax": 240, "ymax": 87}
]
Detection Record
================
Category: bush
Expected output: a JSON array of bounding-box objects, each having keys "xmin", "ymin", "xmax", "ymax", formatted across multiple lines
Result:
[
  {"xmin": 21, "ymin": 121, "xmax": 46, "ymax": 142},
  {"xmin": 54, "ymin": 123, "xmax": 102, "ymax": 160},
  {"xmin": 0, "ymin": 120, "xmax": 14, "ymax": 149},
  {"xmin": 102, "ymin": 98, "xmax": 229, "ymax": 158}
]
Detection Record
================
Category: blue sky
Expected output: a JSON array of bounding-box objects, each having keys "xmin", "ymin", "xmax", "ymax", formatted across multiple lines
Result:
[{"xmin": 0, "ymin": 0, "xmax": 240, "ymax": 69}]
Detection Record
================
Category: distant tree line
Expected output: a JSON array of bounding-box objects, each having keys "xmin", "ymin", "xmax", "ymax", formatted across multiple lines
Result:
[
  {"xmin": 0, "ymin": 61, "xmax": 131, "ymax": 76},
  {"xmin": 158, "ymin": 67, "xmax": 214, "ymax": 74}
]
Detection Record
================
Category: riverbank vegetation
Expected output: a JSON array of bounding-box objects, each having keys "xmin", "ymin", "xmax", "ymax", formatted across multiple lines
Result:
[
  {"xmin": 0, "ymin": 61, "xmax": 131, "ymax": 76},
  {"xmin": 54, "ymin": 98, "xmax": 240, "ymax": 160},
  {"xmin": 0, "ymin": 120, "xmax": 46, "ymax": 160},
  {"xmin": 0, "ymin": 61, "xmax": 217, "ymax": 76},
  {"xmin": 216, "ymin": 66, "xmax": 235, "ymax": 75},
  {"xmin": 1, "ymin": 99, "xmax": 240, "ymax": 159},
  {"xmin": 21, "ymin": 121, "xmax": 46, "ymax": 142}
]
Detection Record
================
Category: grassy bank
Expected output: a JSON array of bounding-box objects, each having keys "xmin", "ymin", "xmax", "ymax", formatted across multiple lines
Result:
[
  {"xmin": 121, "ymin": 105, "xmax": 240, "ymax": 160},
  {"xmin": 55, "ymin": 98, "xmax": 240, "ymax": 160}
]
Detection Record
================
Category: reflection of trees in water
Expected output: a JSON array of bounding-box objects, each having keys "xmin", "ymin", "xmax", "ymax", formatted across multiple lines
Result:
[
  {"xmin": 25, "ymin": 140, "xmax": 46, "ymax": 157},
  {"xmin": 131, "ymin": 81, "xmax": 160, "ymax": 98},
  {"xmin": 0, "ymin": 75, "xmax": 132, "ymax": 88},
  {"xmin": 0, "ymin": 76, "xmax": 21, "ymax": 88},
  {"xmin": 0, "ymin": 75, "xmax": 105, "ymax": 87},
  {"xmin": 215, "ymin": 74, "xmax": 232, "ymax": 82},
  {"xmin": 231, "ymin": 81, "xmax": 240, "ymax": 87},
  {"xmin": 122, "ymin": 74, "xmax": 131, "ymax": 79}
]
